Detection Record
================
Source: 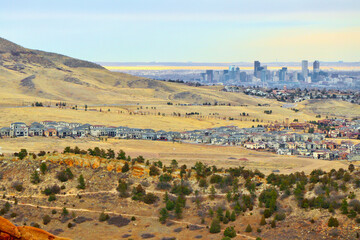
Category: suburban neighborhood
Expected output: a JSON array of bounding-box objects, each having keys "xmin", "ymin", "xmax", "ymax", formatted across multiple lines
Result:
[{"xmin": 1, "ymin": 118, "xmax": 359, "ymax": 161}]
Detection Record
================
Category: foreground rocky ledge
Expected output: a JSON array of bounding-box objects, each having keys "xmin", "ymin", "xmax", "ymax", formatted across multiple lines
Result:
[{"xmin": 0, "ymin": 216, "xmax": 70, "ymax": 240}]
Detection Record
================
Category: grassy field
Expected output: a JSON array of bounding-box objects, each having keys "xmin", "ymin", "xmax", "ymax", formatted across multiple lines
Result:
[{"xmin": 0, "ymin": 137, "xmax": 348, "ymax": 174}]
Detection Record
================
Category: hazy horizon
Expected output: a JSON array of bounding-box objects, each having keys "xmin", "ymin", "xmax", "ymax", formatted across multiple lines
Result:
[{"xmin": 1, "ymin": 0, "xmax": 360, "ymax": 62}]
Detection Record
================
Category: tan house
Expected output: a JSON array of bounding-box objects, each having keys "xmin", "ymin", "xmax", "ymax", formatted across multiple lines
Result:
[{"xmin": 44, "ymin": 128, "xmax": 57, "ymax": 137}]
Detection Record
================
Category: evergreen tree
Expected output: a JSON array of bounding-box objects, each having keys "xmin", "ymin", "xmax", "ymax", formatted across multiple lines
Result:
[
  {"xmin": 245, "ymin": 224, "xmax": 252, "ymax": 232},
  {"xmin": 159, "ymin": 208, "xmax": 168, "ymax": 223},
  {"xmin": 30, "ymin": 170, "xmax": 41, "ymax": 184},
  {"xmin": 209, "ymin": 218, "xmax": 221, "ymax": 233},
  {"xmin": 77, "ymin": 174, "xmax": 86, "ymax": 189}
]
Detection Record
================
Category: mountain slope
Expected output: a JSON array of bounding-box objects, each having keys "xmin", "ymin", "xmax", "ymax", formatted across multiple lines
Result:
[{"xmin": 0, "ymin": 37, "xmax": 278, "ymax": 106}]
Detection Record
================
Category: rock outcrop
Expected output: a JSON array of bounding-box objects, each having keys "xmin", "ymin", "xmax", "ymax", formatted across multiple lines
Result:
[{"xmin": 0, "ymin": 216, "xmax": 71, "ymax": 240}]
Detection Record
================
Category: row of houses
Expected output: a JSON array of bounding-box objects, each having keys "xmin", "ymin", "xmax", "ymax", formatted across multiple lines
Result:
[
  {"xmin": 180, "ymin": 126, "xmax": 359, "ymax": 160},
  {"xmin": 1, "ymin": 120, "xmax": 359, "ymax": 160},
  {"xmin": 0, "ymin": 121, "xmax": 177, "ymax": 141}
]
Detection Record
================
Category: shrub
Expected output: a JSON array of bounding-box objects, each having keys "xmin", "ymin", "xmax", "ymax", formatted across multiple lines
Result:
[
  {"xmin": 230, "ymin": 211, "xmax": 236, "ymax": 221},
  {"xmin": 260, "ymin": 216, "xmax": 266, "ymax": 225},
  {"xmin": 143, "ymin": 193, "xmax": 158, "ymax": 204},
  {"xmin": 131, "ymin": 216, "xmax": 136, "ymax": 221},
  {"xmin": 44, "ymin": 185, "xmax": 60, "ymax": 196},
  {"xmin": 328, "ymin": 217, "xmax": 339, "ymax": 227},
  {"xmin": 77, "ymin": 174, "xmax": 85, "ymax": 189},
  {"xmin": 30, "ymin": 170, "xmax": 41, "ymax": 184},
  {"xmin": 12, "ymin": 182, "xmax": 23, "ymax": 192},
  {"xmin": 51, "ymin": 210, "xmax": 57, "ymax": 214},
  {"xmin": 56, "ymin": 168, "xmax": 74, "ymax": 182},
  {"xmin": 117, "ymin": 179, "xmax": 129, "ymax": 198},
  {"xmin": 224, "ymin": 226, "xmax": 236, "ymax": 238},
  {"xmin": 40, "ymin": 163, "xmax": 47, "ymax": 174},
  {"xmin": 275, "ymin": 212, "xmax": 286, "ymax": 221},
  {"xmin": 42, "ymin": 215, "xmax": 51, "ymax": 225},
  {"xmin": 62, "ymin": 207, "xmax": 69, "ymax": 217},
  {"xmin": 166, "ymin": 200, "xmax": 175, "ymax": 211},
  {"xmin": 245, "ymin": 224, "xmax": 252, "ymax": 232},
  {"xmin": 271, "ymin": 220, "xmax": 276, "ymax": 228},
  {"xmin": 38, "ymin": 151, "xmax": 46, "ymax": 157},
  {"xmin": 209, "ymin": 218, "xmax": 221, "ymax": 233},
  {"xmin": 159, "ymin": 174, "xmax": 172, "ymax": 182},
  {"xmin": 67, "ymin": 223, "xmax": 73, "ymax": 228},
  {"xmin": 263, "ymin": 209, "xmax": 272, "ymax": 218},
  {"xmin": 159, "ymin": 208, "xmax": 168, "ymax": 223},
  {"xmin": 48, "ymin": 194, "xmax": 56, "ymax": 202},
  {"xmin": 149, "ymin": 165, "xmax": 160, "ymax": 176},
  {"xmin": 156, "ymin": 182, "xmax": 171, "ymax": 190},
  {"xmin": 122, "ymin": 162, "xmax": 130, "ymax": 173},
  {"xmin": 10, "ymin": 213, "xmax": 17, "ymax": 218},
  {"xmin": 99, "ymin": 212, "xmax": 109, "ymax": 222},
  {"xmin": 18, "ymin": 149, "xmax": 28, "ymax": 160}
]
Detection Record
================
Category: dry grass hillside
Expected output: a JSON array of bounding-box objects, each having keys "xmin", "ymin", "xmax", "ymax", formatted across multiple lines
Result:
[
  {"xmin": 1, "ymin": 37, "xmax": 359, "ymax": 131},
  {"xmin": 0, "ymin": 37, "xmax": 273, "ymax": 107}
]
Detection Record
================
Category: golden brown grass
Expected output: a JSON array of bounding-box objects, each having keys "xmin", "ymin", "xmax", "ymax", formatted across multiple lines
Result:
[{"xmin": 0, "ymin": 137, "xmax": 348, "ymax": 174}]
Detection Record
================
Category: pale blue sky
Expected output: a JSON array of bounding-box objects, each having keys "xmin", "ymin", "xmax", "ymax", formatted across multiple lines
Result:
[{"xmin": 1, "ymin": 0, "xmax": 359, "ymax": 62}]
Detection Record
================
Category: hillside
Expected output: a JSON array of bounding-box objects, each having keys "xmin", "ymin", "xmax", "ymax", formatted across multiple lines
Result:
[
  {"xmin": 0, "ymin": 37, "xmax": 268, "ymax": 106},
  {"xmin": 0, "ymin": 150, "xmax": 357, "ymax": 239}
]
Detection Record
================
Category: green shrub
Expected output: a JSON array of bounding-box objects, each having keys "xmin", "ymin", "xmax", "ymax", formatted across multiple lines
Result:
[
  {"xmin": 328, "ymin": 217, "xmax": 339, "ymax": 227},
  {"xmin": 48, "ymin": 194, "xmax": 56, "ymax": 202},
  {"xmin": 209, "ymin": 218, "xmax": 221, "ymax": 233},
  {"xmin": 143, "ymin": 193, "xmax": 158, "ymax": 204},
  {"xmin": 77, "ymin": 174, "xmax": 86, "ymax": 189},
  {"xmin": 30, "ymin": 170, "xmax": 41, "ymax": 184},
  {"xmin": 42, "ymin": 215, "xmax": 51, "ymax": 225},
  {"xmin": 245, "ymin": 224, "xmax": 252, "ymax": 232},
  {"xmin": 275, "ymin": 212, "xmax": 286, "ymax": 221},
  {"xmin": 224, "ymin": 226, "xmax": 236, "ymax": 238},
  {"xmin": 40, "ymin": 162, "xmax": 47, "ymax": 174},
  {"xmin": 166, "ymin": 200, "xmax": 175, "ymax": 211},
  {"xmin": 271, "ymin": 220, "xmax": 276, "ymax": 228},
  {"xmin": 122, "ymin": 162, "xmax": 130, "ymax": 173},
  {"xmin": 99, "ymin": 212, "xmax": 109, "ymax": 222},
  {"xmin": 260, "ymin": 216, "xmax": 266, "ymax": 225},
  {"xmin": 159, "ymin": 208, "xmax": 168, "ymax": 223}
]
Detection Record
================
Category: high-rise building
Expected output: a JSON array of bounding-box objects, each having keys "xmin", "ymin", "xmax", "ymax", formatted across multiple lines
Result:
[
  {"xmin": 205, "ymin": 70, "xmax": 213, "ymax": 82},
  {"xmin": 279, "ymin": 67, "xmax": 288, "ymax": 81},
  {"xmin": 254, "ymin": 61, "xmax": 260, "ymax": 76},
  {"xmin": 313, "ymin": 60, "xmax": 320, "ymax": 82},
  {"xmin": 313, "ymin": 60, "xmax": 320, "ymax": 73},
  {"xmin": 260, "ymin": 69, "xmax": 267, "ymax": 82},
  {"xmin": 302, "ymin": 60, "xmax": 308, "ymax": 81},
  {"xmin": 240, "ymin": 72, "xmax": 247, "ymax": 82}
]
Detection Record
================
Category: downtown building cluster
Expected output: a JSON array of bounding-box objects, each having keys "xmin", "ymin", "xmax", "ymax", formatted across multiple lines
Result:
[{"xmin": 201, "ymin": 60, "xmax": 359, "ymax": 89}]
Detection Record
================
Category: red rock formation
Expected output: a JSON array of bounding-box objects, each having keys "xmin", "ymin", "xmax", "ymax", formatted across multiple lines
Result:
[{"xmin": 0, "ymin": 217, "xmax": 70, "ymax": 240}]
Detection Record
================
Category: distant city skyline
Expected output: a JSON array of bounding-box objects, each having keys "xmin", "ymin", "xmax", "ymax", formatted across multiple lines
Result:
[{"xmin": 1, "ymin": 0, "xmax": 359, "ymax": 62}]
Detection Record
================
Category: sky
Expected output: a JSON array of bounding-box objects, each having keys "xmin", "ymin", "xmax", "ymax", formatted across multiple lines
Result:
[{"xmin": 1, "ymin": 0, "xmax": 360, "ymax": 62}]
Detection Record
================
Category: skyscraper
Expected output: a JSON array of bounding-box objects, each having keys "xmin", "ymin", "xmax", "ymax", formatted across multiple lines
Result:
[
  {"xmin": 313, "ymin": 60, "xmax": 320, "ymax": 73},
  {"xmin": 205, "ymin": 70, "xmax": 213, "ymax": 82},
  {"xmin": 312, "ymin": 60, "xmax": 320, "ymax": 82},
  {"xmin": 302, "ymin": 60, "xmax": 308, "ymax": 81},
  {"xmin": 279, "ymin": 67, "xmax": 287, "ymax": 81},
  {"xmin": 254, "ymin": 61, "xmax": 260, "ymax": 76}
]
